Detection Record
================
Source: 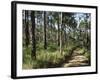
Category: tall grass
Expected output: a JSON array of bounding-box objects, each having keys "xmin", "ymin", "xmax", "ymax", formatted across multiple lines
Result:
[{"xmin": 22, "ymin": 43, "xmax": 72, "ymax": 69}]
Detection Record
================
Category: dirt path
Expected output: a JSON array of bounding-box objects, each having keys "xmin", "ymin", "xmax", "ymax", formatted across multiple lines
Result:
[{"xmin": 62, "ymin": 48, "xmax": 89, "ymax": 67}]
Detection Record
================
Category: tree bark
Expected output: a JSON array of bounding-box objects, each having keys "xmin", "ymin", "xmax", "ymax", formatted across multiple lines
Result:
[
  {"xmin": 44, "ymin": 11, "xmax": 47, "ymax": 49},
  {"xmin": 25, "ymin": 10, "xmax": 30, "ymax": 47},
  {"xmin": 31, "ymin": 11, "xmax": 36, "ymax": 59},
  {"xmin": 57, "ymin": 14, "xmax": 60, "ymax": 46},
  {"xmin": 60, "ymin": 13, "xmax": 63, "ymax": 54}
]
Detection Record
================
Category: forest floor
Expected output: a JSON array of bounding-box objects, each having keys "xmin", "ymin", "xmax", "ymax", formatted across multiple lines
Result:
[{"xmin": 62, "ymin": 48, "xmax": 89, "ymax": 67}]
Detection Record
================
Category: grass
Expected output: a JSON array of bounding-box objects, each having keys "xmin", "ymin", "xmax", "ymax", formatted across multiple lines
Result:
[
  {"xmin": 23, "ymin": 43, "xmax": 71, "ymax": 69},
  {"xmin": 22, "ymin": 43, "xmax": 90, "ymax": 69},
  {"xmin": 32, "ymin": 50, "xmax": 66, "ymax": 68}
]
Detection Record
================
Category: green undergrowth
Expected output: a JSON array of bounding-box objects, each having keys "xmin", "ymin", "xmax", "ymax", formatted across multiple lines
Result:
[{"xmin": 22, "ymin": 43, "xmax": 90, "ymax": 69}]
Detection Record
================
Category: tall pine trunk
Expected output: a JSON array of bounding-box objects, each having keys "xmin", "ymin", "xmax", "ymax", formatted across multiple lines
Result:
[
  {"xmin": 44, "ymin": 11, "xmax": 47, "ymax": 49},
  {"xmin": 31, "ymin": 11, "xmax": 36, "ymax": 59}
]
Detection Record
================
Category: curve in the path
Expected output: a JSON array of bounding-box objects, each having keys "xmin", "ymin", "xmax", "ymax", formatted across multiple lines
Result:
[{"xmin": 62, "ymin": 48, "xmax": 89, "ymax": 67}]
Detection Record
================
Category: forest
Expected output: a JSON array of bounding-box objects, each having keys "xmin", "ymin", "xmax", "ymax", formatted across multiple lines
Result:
[{"xmin": 22, "ymin": 10, "xmax": 91, "ymax": 69}]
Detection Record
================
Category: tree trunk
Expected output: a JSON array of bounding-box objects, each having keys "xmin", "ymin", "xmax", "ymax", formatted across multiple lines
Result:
[
  {"xmin": 57, "ymin": 14, "xmax": 60, "ymax": 46},
  {"xmin": 44, "ymin": 11, "xmax": 47, "ymax": 49},
  {"xmin": 22, "ymin": 10, "xmax": 26, "ymax": 46},
  {"xmin": 25, "ymin": 10, "xmax": 30, "ymax": 47},
  {"xmin": 60, "ymin": 12, "xmax": 63, "ymax": 54},
  {"xmin": 31, "ymin": 11, "xmax": 36, "ymax": 59},
  {"xmin": 64, "ymin": 29, "xmax": 67, "ymax": 45}
]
